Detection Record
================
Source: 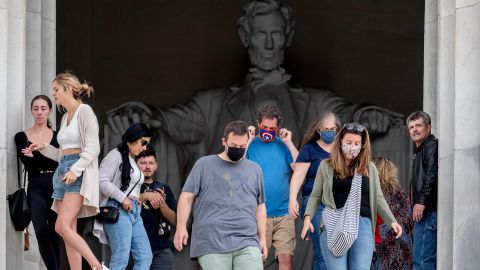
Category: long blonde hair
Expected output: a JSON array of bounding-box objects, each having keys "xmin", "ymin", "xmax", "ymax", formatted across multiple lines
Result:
[
  {"xmin": 373, "ymin": 157, "xmax": 401, "ymax": 193},
  {"xmin": 53, "ymin": 71, "xmax": 94, "ymax": 101},
  {"xmin": 328, "ymin": 123, "xmax": 371, "ymax": 178}
]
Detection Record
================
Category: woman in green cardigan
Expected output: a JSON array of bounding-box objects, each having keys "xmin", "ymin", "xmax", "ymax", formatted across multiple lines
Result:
[{"xmin": 301, "ymin": 123, "xmax": 402, "ymax": 270}]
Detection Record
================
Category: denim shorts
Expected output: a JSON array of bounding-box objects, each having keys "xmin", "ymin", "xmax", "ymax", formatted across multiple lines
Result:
[{"xmin": 52, "ymin": 153, "xmax": 83, "ymax": 200}]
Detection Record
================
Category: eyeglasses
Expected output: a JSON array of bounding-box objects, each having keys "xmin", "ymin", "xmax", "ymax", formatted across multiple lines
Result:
[
  {"xmin": 141, "ymin": 139, "xmax": 150, "ymax": 146},
  {"xmin": 343, "ymin": 123, "xmax": 365, "ymax": 133},
  {"xmin": 320, "ymin": 127, "xmax": 337, "ymax": 132}
]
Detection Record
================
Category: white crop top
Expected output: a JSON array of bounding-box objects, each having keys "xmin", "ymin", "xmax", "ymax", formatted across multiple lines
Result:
[{"xmin": 57, "ymin": 104, "xmax": 82, "ymax": 149}]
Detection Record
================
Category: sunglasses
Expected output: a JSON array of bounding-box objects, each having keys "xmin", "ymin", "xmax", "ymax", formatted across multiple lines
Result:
[
  {"xmin": 141, "ymin": 139, "xmax": 150, "ymax": 146},
  {"xmin": 343, "ymin": 123, "xmax": 365, "ymax": 133}
]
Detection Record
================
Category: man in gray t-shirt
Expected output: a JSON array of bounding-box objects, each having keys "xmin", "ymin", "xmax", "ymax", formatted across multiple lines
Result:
[{"xmin": 174, "ymin": 121, "xmax": 267, "ymax": 270}]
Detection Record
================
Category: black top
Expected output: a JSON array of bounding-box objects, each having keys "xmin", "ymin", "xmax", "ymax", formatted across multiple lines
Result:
[
  {"xmin": 411, "ymin": 134, "xmax": 438, "ymax": 212},
  {"xmin": 332, "ymin": 175, "xmax": 371, "ymax": 219},
  {"xmin": 14, "ymin": 131, "xmax": 59, "ymax": 176},
  {"xmin": 140, "ymin": 180, "xmax": 177, "ymax": 251}
]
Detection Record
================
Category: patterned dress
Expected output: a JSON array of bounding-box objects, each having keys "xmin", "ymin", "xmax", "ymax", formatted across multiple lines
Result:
[{"xmin": 371, "ymin": 189, "xmax": 414, "ymax": 270}]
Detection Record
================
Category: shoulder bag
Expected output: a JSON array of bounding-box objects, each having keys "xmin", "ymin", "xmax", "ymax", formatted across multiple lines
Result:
[
  {"xmin": 6, "ymin": 158, "xmax": 31, "ymax": 231},
  {"xmin": 96, "ymin": 174, "xmax": 142, "ymax": 224}
]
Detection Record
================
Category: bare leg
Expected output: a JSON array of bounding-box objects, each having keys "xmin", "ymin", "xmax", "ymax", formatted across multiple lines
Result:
[
  {"xmin": 63, "ymin": 217, "xmax": 81, "ymax": 270},
  {"xmin": 55, "ymin": 194, "xmax": 102, "ymax": 270},
  {"xmin": 278, "ymin": 254, "xmax": 293, "ymax": 270}
]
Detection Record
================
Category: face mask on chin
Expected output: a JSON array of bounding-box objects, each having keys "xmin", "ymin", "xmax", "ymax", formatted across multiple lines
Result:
[
  {"xmin": 341, "ymin": 142, "xmax": 362, "ymax": 160},
  {"xmin": 226, "ymin": 146, "xmax": 246, "ymax": 162}
]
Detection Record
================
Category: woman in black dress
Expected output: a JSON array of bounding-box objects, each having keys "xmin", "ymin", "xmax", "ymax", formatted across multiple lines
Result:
[{"xmin": 15, "ymin": 95, "xmax": 60, "ymax": 270}]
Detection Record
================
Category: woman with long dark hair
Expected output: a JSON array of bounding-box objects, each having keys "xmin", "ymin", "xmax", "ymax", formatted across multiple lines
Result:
[
  {"xmin": 301, "ymin": 123, "xmax": 402, "ymax": 270},
  {"xmin": 15, "ymin": 95, "xmax": 61, "ymax": 269},
  {"xmin": 95, "ymin": 123, "xmax": 154, "ymax": 270},
  {"xmin": 289, "ymin": 112, "xmax": 340, "ymax": 270}
]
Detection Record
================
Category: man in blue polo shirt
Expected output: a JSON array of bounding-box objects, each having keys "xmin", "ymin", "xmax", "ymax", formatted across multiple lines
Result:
[{"xmin": 246, "ymin": 105, "xmax": 299, "ymax": 270}]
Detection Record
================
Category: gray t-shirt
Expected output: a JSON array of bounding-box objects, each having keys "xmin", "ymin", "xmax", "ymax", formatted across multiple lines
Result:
[{"xmin": 182, "ymin": 155, "xmax": 265, "ymax": 258}]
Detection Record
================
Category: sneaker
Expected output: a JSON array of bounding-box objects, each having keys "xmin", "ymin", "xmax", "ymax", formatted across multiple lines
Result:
[{"xmin": 93, "ymin": 263, "xmax": 109, "ymax": 270}]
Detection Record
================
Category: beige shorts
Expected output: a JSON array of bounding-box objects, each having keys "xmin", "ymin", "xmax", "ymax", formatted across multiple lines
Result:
[{"xmin": 266, "ymin": 214, "xmax": 296, "ymax": 258}]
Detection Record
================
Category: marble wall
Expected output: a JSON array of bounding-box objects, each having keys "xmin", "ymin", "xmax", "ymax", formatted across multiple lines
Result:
[
  {"xmin": 0, "ymin": 0, "xmax": 55, "ymax": 269},
  {"xmin": 427, "ymin": 0, "xmax": 480, "ymax": 269}
]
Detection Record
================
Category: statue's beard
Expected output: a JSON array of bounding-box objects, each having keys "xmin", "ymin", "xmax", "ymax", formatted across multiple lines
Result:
[{"xmin": 248, "ymin": 49, "xmax": 284, "ymax": 72}]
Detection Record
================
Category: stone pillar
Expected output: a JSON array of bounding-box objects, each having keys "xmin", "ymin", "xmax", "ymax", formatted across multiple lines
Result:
[
  {"xmin": 0, "ymin": 0, "xmax": 27, "ymax": 270},
  {"xmin": 0, "ymin": 0, "xmax": 55, "ymax": 269},
  {"xmin": 450, "ymin": 1, "xmax": 480, "ymax": 268},
  {"xmin": 432, "ymin": 0, "xmax": 480, "ymax": 269},
  {"xmin": 423, "ymin": 0, "xmax": 438, "ymax": 134}
]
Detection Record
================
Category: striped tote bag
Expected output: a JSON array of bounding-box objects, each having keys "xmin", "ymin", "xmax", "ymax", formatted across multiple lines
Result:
[{"xmin": 322, "ymin": 172, "xmax": 362, "ymax": 257}]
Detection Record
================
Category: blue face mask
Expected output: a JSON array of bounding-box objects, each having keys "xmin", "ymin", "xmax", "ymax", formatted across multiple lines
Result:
[{"xmin": 319, "ymin": 130, "xmax": 336, "ymax": 144}]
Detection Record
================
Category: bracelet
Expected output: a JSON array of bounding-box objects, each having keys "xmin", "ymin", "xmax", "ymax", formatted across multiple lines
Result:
[{"xmin": 304, "ymin": 215, "xmax": 311, "ymax": 220}]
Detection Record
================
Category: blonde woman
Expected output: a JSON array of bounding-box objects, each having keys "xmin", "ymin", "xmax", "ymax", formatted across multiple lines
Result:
[
  {"xmin": 301, "ymin": 123, "xmax": 402, "ymax": 270},
  {"xmin": 24, "ymin": 72, "xmax": 107, "ymax": 270},
  {"xmin": 370, "ymin": 157, "xmax": 413, "ymax": 270}
]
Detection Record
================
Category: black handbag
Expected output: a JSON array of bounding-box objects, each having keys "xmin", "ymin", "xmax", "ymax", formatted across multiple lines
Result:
[
  {"xmin": 6, "ymin": 158, "xmax": 31, "ymax": 231},
  {"xmin": 96, "ymin": 174, "xmax": 142, "ymax": 224}
]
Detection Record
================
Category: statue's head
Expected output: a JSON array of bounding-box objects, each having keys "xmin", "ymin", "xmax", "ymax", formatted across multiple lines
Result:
[{"xmin": 238, "ymin": 0, "xmax": 295, "ymax": 72}]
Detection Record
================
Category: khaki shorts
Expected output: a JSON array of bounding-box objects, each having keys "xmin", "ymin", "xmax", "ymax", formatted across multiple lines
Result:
[{"xmin": 266, "ymin": 214, "xmax": 296, "ymax": 257}]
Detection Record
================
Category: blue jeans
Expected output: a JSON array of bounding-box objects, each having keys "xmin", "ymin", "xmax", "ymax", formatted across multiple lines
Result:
[
  {"xmin": 320, "ymin": 216, "xmax": 374, "ymax": 270},
  {"xmin": 104, "ymin": 198, "xmax": 153, "ymax": 270},
  {"xmin": 52, "ymin": 153, "xmax": 83, "ymax": 199},
  {"xmin": 300, "ymin": 196, "xmax": 327, "ymax": 270},
  {"xmin": 413, "ymin": 211, "xmax": 437, "ymax": 270}
]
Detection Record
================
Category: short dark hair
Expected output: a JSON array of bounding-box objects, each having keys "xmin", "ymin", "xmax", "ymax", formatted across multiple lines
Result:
[
  {"xmin": 135, "ymin": 145, "xmax": 156, "ymax": 161},
  {"xmin": 406, "ymin": 111, "xmax": 432, "ymax": 126},
  {"xmin": 223, "ymin": 120, "xmax": 249, "ymax": 139},
  {"xmin": 256, "ymin": 104, "xmax": 283, "ymax": 126}
]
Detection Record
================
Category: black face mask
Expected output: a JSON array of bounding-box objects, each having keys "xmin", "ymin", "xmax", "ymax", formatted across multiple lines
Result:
[{"xmin": 226, "ymin": 146, "xmax": 246, "ymax": 162}]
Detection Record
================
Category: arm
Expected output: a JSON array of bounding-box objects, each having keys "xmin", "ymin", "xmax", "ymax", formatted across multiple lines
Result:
[
  {"xmin": 174, "ymin": 192, "xmax": 195, "ymax": 251},
  {"xmin": 107, "ymin": 90, "xmax": 222, "ymax": 145},
  {"xmin": 301, "ymin": 162, "xmax": 325, "ymax": 239},
  {"xmin": 256, "ymin": 203, "xmax": 268, "ymax": 261},
  {"xmin": 39, "ymin": 144, "xmax": 62, "ymax": 162},
  {"xmin": 70, "ymin": 105, "xmax": 100, "ymax": 177},
  {"xmin": 419, "ymin": 140, "xmax": 438, "ymax": 204},
  {"xmin": 98, "ymin": 150, "xmax": 127, "ymax": 204},
  {"xmin": 14, "ymin": 132, "xmax": 55, "ymax": 169},
  {"xmin": 286, "ymin": 141, "xmax": 299, "ymax": 170},
  {"xmin": 289, "ymin": 162, "xmax": 310, "ymax": 218},
  {"xmin": 304, "ymin": 161, "xmax": 326, "ymax": 219},
  {"xmin": 278, "ymin": 128, "xmax": 299, "ymax": 169},
  {"xmin": 159, "ymin": 185, "xmax": 177, "ymax": 225}
]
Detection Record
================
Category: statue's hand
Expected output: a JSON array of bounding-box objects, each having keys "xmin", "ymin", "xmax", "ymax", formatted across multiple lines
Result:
[
  {"xmin": 106, "ymin": 101, "xmax": 156, "ymax": 136},
  {"xmin": 353, "ymin": 105, "xmax": 404, "ymax": 135}
]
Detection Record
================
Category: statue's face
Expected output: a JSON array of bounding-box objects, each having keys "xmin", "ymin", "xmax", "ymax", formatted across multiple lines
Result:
[{"xmin": 248, "ymin": 12, "xmax": 287, "ymax": 72}]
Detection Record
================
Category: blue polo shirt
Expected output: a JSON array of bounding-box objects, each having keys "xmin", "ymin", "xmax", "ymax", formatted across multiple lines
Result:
[{"xmin": 246, "ymin": 136, "xmax": 293, "ymax": 217}]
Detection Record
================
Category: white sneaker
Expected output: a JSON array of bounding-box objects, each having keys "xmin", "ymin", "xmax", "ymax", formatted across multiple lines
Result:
[{"xmin": 93, "ymin": 263, "xmax": 109, "ymax": 270}]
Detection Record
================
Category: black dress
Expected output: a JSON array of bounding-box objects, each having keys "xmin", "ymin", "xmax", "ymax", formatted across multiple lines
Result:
[{"xmin": 14, "ymin": 131, "xmax": 61, "ymax": 270}]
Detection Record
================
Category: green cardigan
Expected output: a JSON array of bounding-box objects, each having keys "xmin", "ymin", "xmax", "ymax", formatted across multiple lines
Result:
[{"xmin": 304, "ymin": 160, "xmax": 397, "ymax": 236}]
